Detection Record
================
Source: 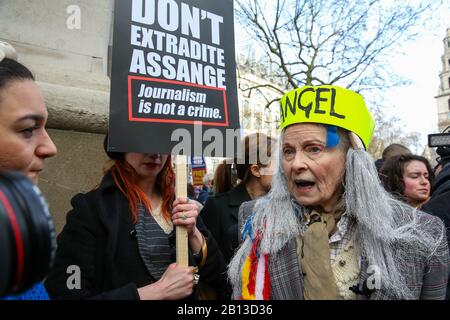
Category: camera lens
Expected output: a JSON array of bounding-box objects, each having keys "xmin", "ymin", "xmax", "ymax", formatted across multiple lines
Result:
[{"xmin": 0, "ymin": 171, "xmax": 56, "ymax": 297}]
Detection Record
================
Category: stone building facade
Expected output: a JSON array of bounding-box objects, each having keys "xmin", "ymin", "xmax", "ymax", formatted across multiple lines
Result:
[
  {"xmin": 437, "ymin": 28, "xmax": 450, "ymax": 132},
  {"xmin": 1, "ymin": 0, "xmax": 113, "ymax": 232}
]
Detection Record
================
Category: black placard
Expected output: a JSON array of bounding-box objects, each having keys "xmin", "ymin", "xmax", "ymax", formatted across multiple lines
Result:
[{"xmin": 108, "ymin": 0, "xmax": 239, "ymax": 156}]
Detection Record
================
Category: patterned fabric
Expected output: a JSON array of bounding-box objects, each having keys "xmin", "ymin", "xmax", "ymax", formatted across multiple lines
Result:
[
  {"xmin": 329, "ymin": 214, "xmax": 356, "ymax": 263},
  {"xmin": 3, "ymin": 283, "xmax": 49, "ymax": 300},
  {"xmin": 331, "ymin": 239, "xmax": 360, "ymax": 299},
  {"xmin": 239, "ymin": 201, "xmax": 304, "ymax": 300},
  {"xmin": 293, "ymin": 210, "xmax": 358, "ymax": 300},
  {"xmin": 301, "ymin": 206, "xmax": 356, "ymax": 263},
  {"xmin": 135, "ymin": 204, "xmax": 173, "ymax": 280},
  {"xmin": 149, "ymin": 204, "xmax": 173, "ymax": 234},
  {"xmin": 269, "ymin": 239, "xmax": 304, "ymax": 300},
  {"xmin": 238, "ymin": 200, "xmax": 450, "ymax": 300},
  {"xmin": 240, "ymin": 232, "xmax": 271, "ymax": 300}
]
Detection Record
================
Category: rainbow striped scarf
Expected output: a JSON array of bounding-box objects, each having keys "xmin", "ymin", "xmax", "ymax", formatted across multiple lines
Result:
[{"xmin": 240, "ymin": 217, "xmax": 271, "ymax": 300}]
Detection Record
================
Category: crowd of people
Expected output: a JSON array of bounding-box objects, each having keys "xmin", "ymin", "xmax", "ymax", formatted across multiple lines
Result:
[{"xmin": 1, "ymin": 41, "xmax": 449, "ymax": 300}]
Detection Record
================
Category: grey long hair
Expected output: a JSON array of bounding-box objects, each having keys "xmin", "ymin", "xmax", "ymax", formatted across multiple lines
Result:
[{"xmin": 228, "ymin": 129, "xmax": 447, "ymax": 300}]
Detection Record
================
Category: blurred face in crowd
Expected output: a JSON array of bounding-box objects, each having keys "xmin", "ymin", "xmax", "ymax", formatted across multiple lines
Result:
[
  {"xmin": 258, "ymin": 161, "xmax": 274, "ymax": 193},
  {"xmin": 0, "ymin": 80, "xmax": 57, "ymax": 183},
  {"xmin": 204, "ymin": 178, "xmax": 213, "ymax": 189},
  {"xmin": 402, "ymin": 160, "xmax": 431, "ymax": 205},
  {"xmin": 282, "ymin": 123, "xmax": 346, "ymax": 212},
  {"xmin": 125, "ymin": 153, "xmax": 168, "ymax": 184}
]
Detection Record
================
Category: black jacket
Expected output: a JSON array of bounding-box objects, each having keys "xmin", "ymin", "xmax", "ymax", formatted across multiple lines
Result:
[
  {"xmin": 423, "ymin": 164, "xmax": 450, "ymax": 249},
  {"xmin": 200, "ymin": 183, "xmax": 251, "ymax": 264},
  {"xmin": 45, "ymin": 172, "xmax": 226, "ymax": 300},
  {"xmin": 197, "ymin": 185, "xmax": 213, "ymax": 205}
]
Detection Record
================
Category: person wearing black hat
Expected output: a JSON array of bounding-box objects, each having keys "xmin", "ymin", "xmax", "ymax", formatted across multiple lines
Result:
[
  {"xmin": 44, "ymin": 135, "xmax": 226, "ymax": 299},
  {"xmin": 422, "ymin": 146, "xmax": 450, "ymax": 299}
]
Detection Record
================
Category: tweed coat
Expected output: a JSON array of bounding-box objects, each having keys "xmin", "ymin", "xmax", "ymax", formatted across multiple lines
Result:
[{"xmin": 237, "ymin": 200, "xmax": 450, "ymax": 300}]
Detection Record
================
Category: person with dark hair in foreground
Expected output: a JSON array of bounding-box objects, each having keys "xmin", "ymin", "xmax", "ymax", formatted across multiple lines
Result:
[{"xmin": 0, "ymin": 41, "xmax": 57, "ymax": 300}]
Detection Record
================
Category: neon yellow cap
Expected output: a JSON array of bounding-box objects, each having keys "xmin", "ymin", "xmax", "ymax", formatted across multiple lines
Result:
[{"xmin": 279, "ymin": 85, "xmax": 375, "ymax": 150}]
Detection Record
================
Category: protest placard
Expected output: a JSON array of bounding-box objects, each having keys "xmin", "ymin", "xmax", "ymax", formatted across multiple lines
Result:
[
  {"xmin": 108, "ymin": 0, "xmax": 239, "ymax": 267},
  {"xmin": 191, "ymin": 156, "xmax": 207, "ymax": 186},
  {"xmin": 108, "ymin": 0, "xmax": 239, "ymax": 156}
]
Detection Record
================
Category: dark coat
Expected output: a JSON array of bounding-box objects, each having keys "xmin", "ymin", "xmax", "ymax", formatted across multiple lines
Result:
[
  {"xmin": 423, "ymin": 164, "xmax": 450, "ymax": 247},
  {"xmin": 197, "ymin": 185, "xmax": 213, "ymax": 205},
  {"xmin": 45, "ymin": 172, "xmax": 227, "ymax": 300},
  {"xmin": 422, "ymin": 163, "xmax": 450, "ymax": 299},
  {"xmin": 200, "ymin": 183, "xmax": 251, "ymax": 264}
]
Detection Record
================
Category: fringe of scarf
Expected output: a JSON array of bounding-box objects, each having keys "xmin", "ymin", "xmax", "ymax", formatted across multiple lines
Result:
[{"xmin": 240, "ymin": 220, "xmax": 271, "ymax": 300}]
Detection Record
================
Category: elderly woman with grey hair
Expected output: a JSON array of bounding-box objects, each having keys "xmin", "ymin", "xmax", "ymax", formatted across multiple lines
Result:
[{"xmin": 228, "ymin": 85, "xmax": 449, "ymax": 300}]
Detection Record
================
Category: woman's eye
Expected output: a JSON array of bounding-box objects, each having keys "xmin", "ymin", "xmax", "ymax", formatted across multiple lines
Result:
[
  {"xmin": 283, "ymin": 148, "xmax": 295, "ymax": 158},
  {"xmin": 21, "ymin": 127, "xmax": 38, "ymax": 138},
  {"xmin": 305, "ymin": 145, "xmax": 323, "ymax": 154}
]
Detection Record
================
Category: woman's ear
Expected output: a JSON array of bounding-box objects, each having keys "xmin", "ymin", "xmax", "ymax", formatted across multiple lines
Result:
[{"xmin": 249, "ymin": 164, "xmax": 261, "ymax": 178}]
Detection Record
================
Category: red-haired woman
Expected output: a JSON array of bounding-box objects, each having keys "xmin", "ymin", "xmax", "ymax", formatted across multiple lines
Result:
[{"xmin": 45, "ymin": 140, "xmax": 226, "ymax": 299}]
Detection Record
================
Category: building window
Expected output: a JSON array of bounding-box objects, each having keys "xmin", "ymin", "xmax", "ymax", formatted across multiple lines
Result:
[{"xmin": 448, "ymin": 98, "xmax": 450, "ymax": 111}]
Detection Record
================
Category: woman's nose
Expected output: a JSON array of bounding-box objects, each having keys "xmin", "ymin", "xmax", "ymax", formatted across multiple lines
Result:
[
  {"xmin": 419, "ymin": 176, "xmax": 429, "ymax": 185},
  {"xmin": 291, "ymin": 152, "xmax": 308, "ymax": 171},
  {"xmin": 147, "ymin": 153, "xmax": 160, "ymax": 159},
  {"xmin": 36, "ymin": 129, "xmax": 57, "ymax": 159}
]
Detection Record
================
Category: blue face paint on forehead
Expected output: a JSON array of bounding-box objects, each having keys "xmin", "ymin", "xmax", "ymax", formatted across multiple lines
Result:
[{"xmin": 326, "ymin": 125, "xmax": 339, "ymax": 148}]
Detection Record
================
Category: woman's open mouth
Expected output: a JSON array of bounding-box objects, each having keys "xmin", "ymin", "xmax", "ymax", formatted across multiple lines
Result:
[{"xmin": 294, "ymin": 179, "xmax": 315, "ymax": 192}]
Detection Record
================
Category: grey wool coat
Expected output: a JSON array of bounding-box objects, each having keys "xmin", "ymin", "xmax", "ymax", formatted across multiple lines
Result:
[{"xmin": 237, "ymin": 200, "xmax": 450, "ymax": 300}]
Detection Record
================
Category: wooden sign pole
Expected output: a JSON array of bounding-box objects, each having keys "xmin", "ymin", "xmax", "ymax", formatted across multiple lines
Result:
[{"xmin": 175, "ymin": 155, "xmax": 189, "ymax": 266}]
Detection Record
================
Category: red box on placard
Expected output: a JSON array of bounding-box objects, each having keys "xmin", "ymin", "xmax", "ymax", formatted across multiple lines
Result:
[{"xmin": 128, "ymin": 76, "xmax": 229, "ymax": 126}]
